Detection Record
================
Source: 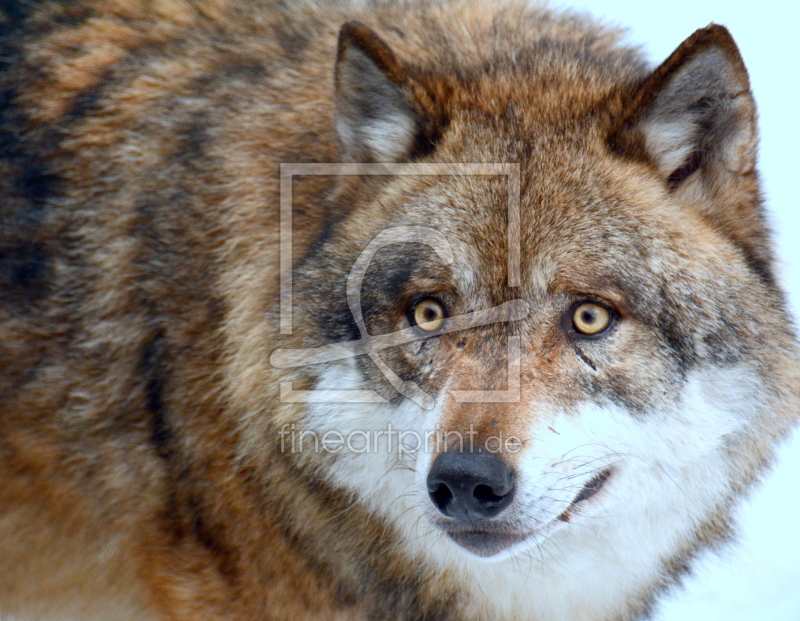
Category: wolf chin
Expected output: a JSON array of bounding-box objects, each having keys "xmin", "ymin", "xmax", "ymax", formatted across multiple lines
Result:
[{"xmin": 0, "ymin": 1, "xmax": 798, "ymax": 620}]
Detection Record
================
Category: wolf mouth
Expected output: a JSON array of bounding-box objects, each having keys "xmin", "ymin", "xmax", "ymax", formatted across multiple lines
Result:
[
  {"xmin": 557, "ymin": 468, "xmax": 614, "ymax": 521},
  {"xmin": 446, "ymin": 530, "xmax": 532, "ymax": 558},
  {"xmin": 446, "ymin": 469, "xmax": 614, "ymax": 557}
]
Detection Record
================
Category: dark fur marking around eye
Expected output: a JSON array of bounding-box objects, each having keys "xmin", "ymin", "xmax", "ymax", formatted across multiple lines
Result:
[
  {"xmin": 380, "ymin": 262, "xmax": 416, "ymax": 300},
  {"xmin": 572, "ymin": 344, "xmax": 597, "ymax": 371},
  {"xmin": 320, "ymin": 303, "xmax": 361, "ymax": 343},
  {"xmin": 655, "ymin": 302, "xmax": 694, "ymax": 376}
]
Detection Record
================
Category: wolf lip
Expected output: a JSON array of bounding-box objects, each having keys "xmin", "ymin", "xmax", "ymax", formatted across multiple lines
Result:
[
  {"xmin": 572, "ymin": 468, "xmax": 613, "ymax": 505},
  {"xmin": 446, "ymin": 530, "xmax": 531, "ymax": 557},
  {"xmin": 558, "ymin": 468, "xmax": 613, "ymax": 523}
]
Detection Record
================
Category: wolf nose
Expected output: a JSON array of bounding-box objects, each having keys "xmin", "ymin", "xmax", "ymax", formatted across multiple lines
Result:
[{"xmin": 427, "ymin": 452, "xmax": 515, "ymax": 520}]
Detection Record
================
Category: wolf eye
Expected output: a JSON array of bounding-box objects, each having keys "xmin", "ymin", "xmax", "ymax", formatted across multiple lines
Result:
[
  {"xmin": 411, "ymin": 298, "xmax": 446, "ymax": 332},
  {"xmin": 571, "ymin": 302, "xmax": 612, "ymax": 336}
]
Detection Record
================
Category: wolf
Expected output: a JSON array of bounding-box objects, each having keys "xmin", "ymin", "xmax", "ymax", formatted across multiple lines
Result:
[{"xmin": 0, "ymin": 0, "xmax": 797, "ymax": 620}]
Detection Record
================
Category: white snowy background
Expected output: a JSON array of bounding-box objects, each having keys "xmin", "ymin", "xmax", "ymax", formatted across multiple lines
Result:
[{"xmin": 547, "ymin": 0, "xmax": 800, "ymax": 619}]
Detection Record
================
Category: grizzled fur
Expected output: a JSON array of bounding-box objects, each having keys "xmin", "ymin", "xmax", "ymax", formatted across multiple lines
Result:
[{"xmin": 0, "ymin": 1, "xmax": 798, "ymax": 620}]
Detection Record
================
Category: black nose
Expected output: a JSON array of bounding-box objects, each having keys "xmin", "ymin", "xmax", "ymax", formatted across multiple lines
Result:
[{"xmin": 427, "ymin": 452, "xmax": 515, "ymax": 520}]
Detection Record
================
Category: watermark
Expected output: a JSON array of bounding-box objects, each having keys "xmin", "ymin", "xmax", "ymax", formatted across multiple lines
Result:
[
  {"xmin": 270, "ymin": 163, "xmax": 524, "ymax": 409},
  {"xmin": 277, "ymin": 423, "xmax": 523, "ymax": 457}
]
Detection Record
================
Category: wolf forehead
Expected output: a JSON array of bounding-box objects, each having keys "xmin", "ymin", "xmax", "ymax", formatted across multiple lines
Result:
[{"xmin": 304, "ymin": 158, "xmax": 747, "ymax": 307}]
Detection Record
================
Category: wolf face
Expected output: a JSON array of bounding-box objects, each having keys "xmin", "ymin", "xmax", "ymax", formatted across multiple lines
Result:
[{"xmin": 276, "ymin": 19, "xmax": 797, "ymax": 620}]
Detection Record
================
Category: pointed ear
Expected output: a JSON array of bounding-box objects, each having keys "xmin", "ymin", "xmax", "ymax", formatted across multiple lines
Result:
[
  {"xmin": 334, "ymin": 21, "xmax": 442, "ymax": 162},
  {"xmin": 610, "ymin": 25, "xmax": 774, "ymax": 283},
  {"xmin": 611, "ymin": 24, "xmax": 756, "ymax": 186}
]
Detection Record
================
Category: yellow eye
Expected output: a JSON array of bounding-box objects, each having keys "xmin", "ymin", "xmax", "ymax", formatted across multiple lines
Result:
[
  {"xmin": 572, "ymin": 303, "xmax": 612, "ymax": 335},
  {"xmin": 412, "ymin": 299, "xmax": 446, "ymax": 332}
]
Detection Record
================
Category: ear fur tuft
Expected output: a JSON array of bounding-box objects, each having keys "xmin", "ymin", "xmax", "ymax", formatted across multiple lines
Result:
[
  {"xmin": 610, "ymin": 24, "xmax": 756, "ymax": 186},
  {"xmin": 334, "ymin": 21, "xmax": 442, "ymax": 162},
  {"xmin": 610, "ymin": 25, "xmax": 776, "ymax": 285}
]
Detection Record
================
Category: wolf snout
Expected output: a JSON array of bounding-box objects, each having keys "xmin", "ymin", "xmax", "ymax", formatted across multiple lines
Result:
[{"xmin": 426, "ymin": 452, "xmax": 515, "ymax": 520}]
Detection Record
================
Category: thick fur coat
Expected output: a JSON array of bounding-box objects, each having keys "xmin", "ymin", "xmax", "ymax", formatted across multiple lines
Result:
[{"xmin": 0, "ymin": 1, "xmax": 798, "ymax": 620}]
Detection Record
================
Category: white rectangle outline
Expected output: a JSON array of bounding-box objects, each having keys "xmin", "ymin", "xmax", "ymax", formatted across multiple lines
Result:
[
  {"xmin": 280, "ymin": 162, "xmax": 521, "ymax": 335},
  {"xmin": 279, "ymin": 162, "xmax": 521, "ymax": 404}
]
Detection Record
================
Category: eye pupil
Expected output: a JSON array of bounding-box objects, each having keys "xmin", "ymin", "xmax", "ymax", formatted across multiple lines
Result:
[
  {"xmin": 572, "ymin": 303, "xmax": 612, "ymax": 336},
  {"xmin": 412, "ymin": 299, "xmax": 446, "ymax": 332}
]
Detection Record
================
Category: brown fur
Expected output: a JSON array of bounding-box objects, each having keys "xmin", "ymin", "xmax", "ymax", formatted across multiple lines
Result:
[{"xmin": 1, "ymin": 1, "xmax": 797, "ymax": 620}]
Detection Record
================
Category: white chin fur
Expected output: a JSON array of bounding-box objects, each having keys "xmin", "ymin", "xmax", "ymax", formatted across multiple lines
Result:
[{"xmin": 300, "ymin": 363, "xmax": 763, "ymax": 621}]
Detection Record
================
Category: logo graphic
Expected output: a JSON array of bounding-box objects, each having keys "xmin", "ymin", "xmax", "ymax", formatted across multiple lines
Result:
[{"xmin": 270, "ymin": 163, "xmax": 526, "ymax": 409}]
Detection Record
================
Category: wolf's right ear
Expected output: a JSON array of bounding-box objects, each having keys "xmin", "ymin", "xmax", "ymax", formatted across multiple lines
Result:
[
  {"xmin": 609, "ymin": 25, "xmax": 756, "ymax": 190},
  {"xmin": 334, "ymin": 21, "xmax": 443, "ymax": 162}
]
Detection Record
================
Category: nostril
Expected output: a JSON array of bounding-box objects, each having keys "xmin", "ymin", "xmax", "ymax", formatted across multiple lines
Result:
[
  {"xmin": 473, "ymin": 484, "xmax": 506, "ymax": 507},
  {"xmin": 430, "ymin": 483, "xmax": 454, "ymax": 514},
  {"xmin": 426, "ymin": 451, "xmax": 515, "ymax": 520}
]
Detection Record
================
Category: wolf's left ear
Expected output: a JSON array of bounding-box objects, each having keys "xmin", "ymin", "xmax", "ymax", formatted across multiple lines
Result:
[
  {"xmin": 610, "ymin": 24, "xmax": 758, "ymax": 185},
  {"xmin": 609, "ymin": 25, "xmax": 774, "ymax": 280},
  {"xmin": 334, "ymin": 21, "xmax": 443, "ymax": 162}
]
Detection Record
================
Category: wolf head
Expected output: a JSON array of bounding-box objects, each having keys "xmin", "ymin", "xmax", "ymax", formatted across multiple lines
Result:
[{"xmin": 274, "ymin": 18, "xmax": 798, "ymax": 619}]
